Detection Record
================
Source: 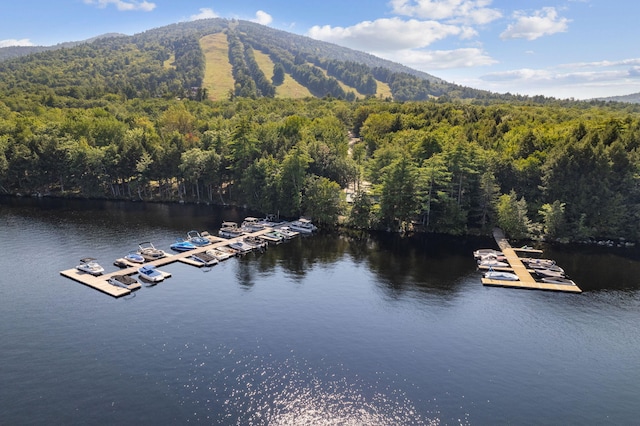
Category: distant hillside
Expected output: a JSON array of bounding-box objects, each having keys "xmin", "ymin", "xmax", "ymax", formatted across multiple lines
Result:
[
  {"xmin": 0, "ymin": 18, "xmax": 528, "ymax": 103},
  {"xmin": 0, "ymin": 33, "xmax": 126, "ymax": 61},
  {"xmin": 597, "ymin": 92, "xmax": 640, "ymax": 104}
]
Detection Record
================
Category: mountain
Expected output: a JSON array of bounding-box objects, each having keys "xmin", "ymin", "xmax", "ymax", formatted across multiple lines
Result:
[{"xmin": 0, "ymin": 18, "xmax": 519, "ymax": 103}]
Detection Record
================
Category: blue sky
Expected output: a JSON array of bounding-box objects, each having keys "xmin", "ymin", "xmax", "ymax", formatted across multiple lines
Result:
[{"xmin": 1, "ymin": 0, "xmax": 638, "ymax": 99}]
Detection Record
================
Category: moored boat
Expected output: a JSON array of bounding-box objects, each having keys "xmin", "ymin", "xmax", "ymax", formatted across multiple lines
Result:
[
  {"xmin": 540, "ymin": 276, "xmax": 576, "ymax": 286},
  {"xmin": 186, "ymin": 230, "xmax": 211, "ymax": 247},
  {"xmin": 170, "ymin": 239, "xmax": 197, "ymax": 252},
  {"xmin": 124, "ymin": 251, "xmax": 145, "ymax": 264},
  {"xmin": 189, "ymin": 252, "xmax": 219, "ymax": 267},
  {"xmin": 138, "ymin": 264, "xmax": 164, "ymax": 283},
  {"xmin": 206, "ymin": 247, "xmax": 234, "ymax": 261},
  {"xmin": 76, "ymin": 258, "xmax": 104, "ymax": 276},
  {"xmin": 473, "ymin": 249, "xmax": 503, "ymax": 259},
  {"xmin": 218, "ymin": 222, "xmax": 244, "ymax": 239},
  {"xmin": 108, "ymin": 274, "xmax": 139, "ymax": 290},
  {"xmin": 288, "ymin": 218, "xmax": 317, "ymax": 234},
  {"xmin": 484, "ymin": 269, "xmax": 519, "ymax": 281},
  {"xmin": 228, "ymin": 240, "xmax": 254, "ymax": 254},
  {"xmin": 138, "ymin": 242, "xmax": 167, "ymax": 261},
  {"xmin": 276, "ymin": 226, "xmax": 299, "ymax": 239},
  {"xmin": 478, "ymin": 258, "xmax": 509, "ymax": 268}
]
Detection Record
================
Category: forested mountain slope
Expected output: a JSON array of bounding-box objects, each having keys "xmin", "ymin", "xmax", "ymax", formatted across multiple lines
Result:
[{"xmin": 1, "ymin": 19, "xmax": 640, "ymax": 243}]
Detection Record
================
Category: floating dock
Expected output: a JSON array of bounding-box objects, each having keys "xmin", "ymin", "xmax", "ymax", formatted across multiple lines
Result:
[
  {"xmin": 480, "ymin": 228, "xmax": 582, "ymax": 293},
  {"xmin": 60, "ymin": 227, "xmax": 275, "ymax": 298}
]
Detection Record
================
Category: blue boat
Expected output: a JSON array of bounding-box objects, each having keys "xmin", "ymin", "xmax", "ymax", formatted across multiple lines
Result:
[
  {"xmin": 138, "ymin": 265, "xmax": 164, "ymax": 283},
  {"xmin": 186, "ymin": 230, "xmax": 211, "ymax": 247},
  {"xmin": 124, "ymin": 251, "xmax": 145, "ymax": 264},
  {"xmin": 170, "ymin": 239, "xmax": 196, "ymax": 252}
]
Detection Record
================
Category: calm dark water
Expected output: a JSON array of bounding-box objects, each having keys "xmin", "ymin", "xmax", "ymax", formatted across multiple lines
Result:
[{"xmin": 1, "ymin": 197, "xmax": 639, "ymax": 425}]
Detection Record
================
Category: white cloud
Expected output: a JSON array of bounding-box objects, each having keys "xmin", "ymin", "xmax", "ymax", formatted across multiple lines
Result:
[
  {"xmin": 500, "ymin": 7, "xmax": 569, "ymax": 40},
  {"xmin": 390, "ymin": 0, "xmax": 502, "ymax": 25},
  {"xmin": 83, "ymin": 0, "xmax": 156, "ymax": 12},
  {"xmin": 307, "ymin": 17, "xmax": 463, "ymax": 52},
  {"xmin": 476, "ymin": 57, "xmax": 640, "ymax": 99},
  {"xmin": 384, "ymin": 47, "xmax": 497, "ymax": 70},
  {"xmin": 252, "ymin": 10, "xmax": 273, "ymax": 26},
  {"xmin": 0, "ymin": 39, "xmax": 34, "ymax": 48},
  {"xmin": 190, "ymin": 8, "xmax": 218, "ymax": 21}
]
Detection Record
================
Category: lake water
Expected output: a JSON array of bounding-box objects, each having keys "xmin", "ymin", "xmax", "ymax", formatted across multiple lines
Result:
[{"xmin": 1, "ymin": 197, "xmax": 639, "ymax": 425}]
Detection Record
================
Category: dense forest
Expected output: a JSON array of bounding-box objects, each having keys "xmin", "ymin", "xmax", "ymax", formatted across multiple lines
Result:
[{"xmin": 1, "ymin": 18, "xmax": 639, "ymax": 243}]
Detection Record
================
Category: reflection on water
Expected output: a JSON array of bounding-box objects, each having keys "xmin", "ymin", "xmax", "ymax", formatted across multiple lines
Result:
[{"xmin": 168, "ymin": 344, "xmax": 439, "ymax": 425}]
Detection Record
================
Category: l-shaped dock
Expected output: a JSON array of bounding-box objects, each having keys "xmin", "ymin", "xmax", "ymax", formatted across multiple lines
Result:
[
  {"xmin": 480, "ymin": 229, "xmax": 582, "ymax": 293},
  {"xmin": 60, "ymin": 227, "xmax": 274, "ymax": 298}
]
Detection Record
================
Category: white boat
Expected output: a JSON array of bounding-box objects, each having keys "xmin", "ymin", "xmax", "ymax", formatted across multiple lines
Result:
[
  {"xmin": 533, "ymin": 268, "xmax": 565, "ymax": 279},
  {"xmin": 478, "ymin": 258, "xmax": 509, "ymax": 268},
  {"xmin": 276, "ymin": 226, "xmax": 299, "ymax": 239},
  {"xmin": 108, "ymin": 274, "xmax": 139, "ymax": 290},
  {"xmin": 138, "ymin": 242, "xmax": 167, "ymax": 261},
  {"xmin": 138, "ymin": 264, "xmax": 164, "ymax": 283},
  {"xmin": 484, "ymin": 270, "xmax": 519, "ymax": 281},
  {"xmin": 218, "ymin": 222, "xmax": 244, "ymax": 239},
  {"xmin": 244, "ymin": 236, "xmax": 267, "ymax": 250},
  {"xmin": 205, "ymin": 247, "xmax": 234, "ymax": 261},
  {"xmin": 76, "ymin": 257, "xmax": 104, "ymax": 276},
  {"xmin": 288, "ymin": 218, "xmax": 317, "ymax": 234},
  {"xmin": 241, "ymin": 217, "xmax": 265, "ymax": 232},
  {"xmin": 473, "ymin": 249, "xmax": 503, "ymax": 259},
  {"xmin": 228, "ymin": 240, "xmax": 254, "ymax": 254}
]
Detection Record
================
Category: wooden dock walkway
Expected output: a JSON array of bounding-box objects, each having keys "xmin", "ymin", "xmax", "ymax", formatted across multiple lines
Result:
[
  {"xmin": 60, "ymin": 227, "xmax": 274, "ymax": 298},
  {"xmin": 480, "ymin": 228, "xmax": 582, "ymax": 293}
]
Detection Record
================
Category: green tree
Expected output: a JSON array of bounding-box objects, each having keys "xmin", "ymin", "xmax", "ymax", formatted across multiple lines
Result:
[
  {"xmin": 378, "ymin": 155, "xmax": 418, "ymax": 231},
  {"xmin": 303, "ymin": 175, "xmax": 345, "ymax": 226},
  {"xmin": 539, "ymin": 200, "xmax": 566, "ymax": 241},
  {"xmin": 496, "ymin": 190, "xmax": 531, "ymax": 239}
]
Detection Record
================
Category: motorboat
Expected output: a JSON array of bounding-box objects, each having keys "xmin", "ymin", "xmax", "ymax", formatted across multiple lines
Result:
[
  {"xmin": 138, "ymin": 242, "xmax": 167, "ymax": 261},
  {"xmin": 484, "ymin": 270, "xmax": 519, "ymax": 281},
  {"xmin": 170, "ymin": 239, "xmax": 197, "ymax": 252},
  {"xmin": 473, "ymin": 249, "xmax": 503, "ymax": 259},
  {"xmin": 205, "ymin": 247, "xmax": 234, "ymax": 261},
  {"xmin": 186, "ymin": 230, "xmax": 211, "ymax": 247},
  {"xmin": 241, "ymin": 217, "xmax": 265, "ymax": 232},
  {"xmin": 478, "ymin": 258, "xmax": 509, "ymax": 268},
  {"xmin": 189, "ymin": 252, "xmax": 219, "ymax": 267},
  {"xmin": 521, "ymin": 258, "xmax": 556, "ymax": 269},
  {"xmin": 138, "ymin": 265, "xmax": 164, "ymax": 283},
  {"xmin": 244, "ymin": 236, "xmax": 267, "ymax": 250},
  {"xmin": 533, "ymin": 268, "xmax": 566, "ymax": 279},
  {"xmin": 108, "ymin": 274, "xmax": 139, "ymax": 290},
  {"xmin": 218, "ymin": 222, "xmax": 244, "ymax": 239},
  {"xmin": 76, "ymin": 257, "xmax": 104, "ymax": 276},
  {"xmin": 124, "ymin": 251, "xmax": 145, "ymax": 264},
  {"xmin": 259, "ymin": 231, "xmax": 284, "ymax": 244},
  {"xmin": 216, "ymin": 245, "xmax": 239, "ymax": 257},
  {"xmin": 276, "ymin": 226, "xmax": 299, "ymax": 239},
  {"xmin": 228, "ymin": 240, "xmax": 254, "ymax": 254},
  {"xmin": 288, "ymin": 218, "xmax": 317, "ymax": 234},
  {"xmin": 541, "ymin": 277, "xmax": 576, "ymax": 286}
]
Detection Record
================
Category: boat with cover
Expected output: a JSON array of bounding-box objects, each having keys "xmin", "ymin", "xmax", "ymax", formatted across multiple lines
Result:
[
  {"xmin": 108, "ymin": 274, "xmax": 139, "ymax": 290},
  {"xmin": 205, "ymin": 247, "xmax": 234, "ymax": 261},
  {"xmin": 478, "ymin": 258, "xmax": 510, "ymax": 268},
  {"xmin": 241, "ymin": 217, "xmax": 265, "ymax": 232},
  {"xmin": 473, "ymin": 249, "xmax": 503, "ymax": 259},
  {"xmin": 533, "ymin": 268, "xmax": 566, "ymax": 279},
  {"xmin": 189, "ymin": 252, "xmax": 219, "ymax": 267},
  {"xmin": 244, "ymin": 236, "xmax": 267, "ymax": 250},
  {"xmin": 76, "ymin": 257, "xmax": 104, "ymax": 276},
  {"xmin": 138, "ymin": 265, "xmax": 164, "ymax": 283},
  {"xmin": 288, "ymin": 218, "xmax": 317, "ymax": 234},
  {"xmin": 540, "ymin": 276, "xmax": 576, "ymax": 286},
  {"xmin": 138, "ymin": 242, "xmax": 167, "ymax": 261},
  {"xmin": 484, "ymin": 269, "xmax": 519, "ymax": 281},
  {"xmin": 186, "ymin": 230, "xmax": 211, "ymax": 247},
  {"xmin": 170, "ymin": 239, "xmax": 197, "ymax": 252}
]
